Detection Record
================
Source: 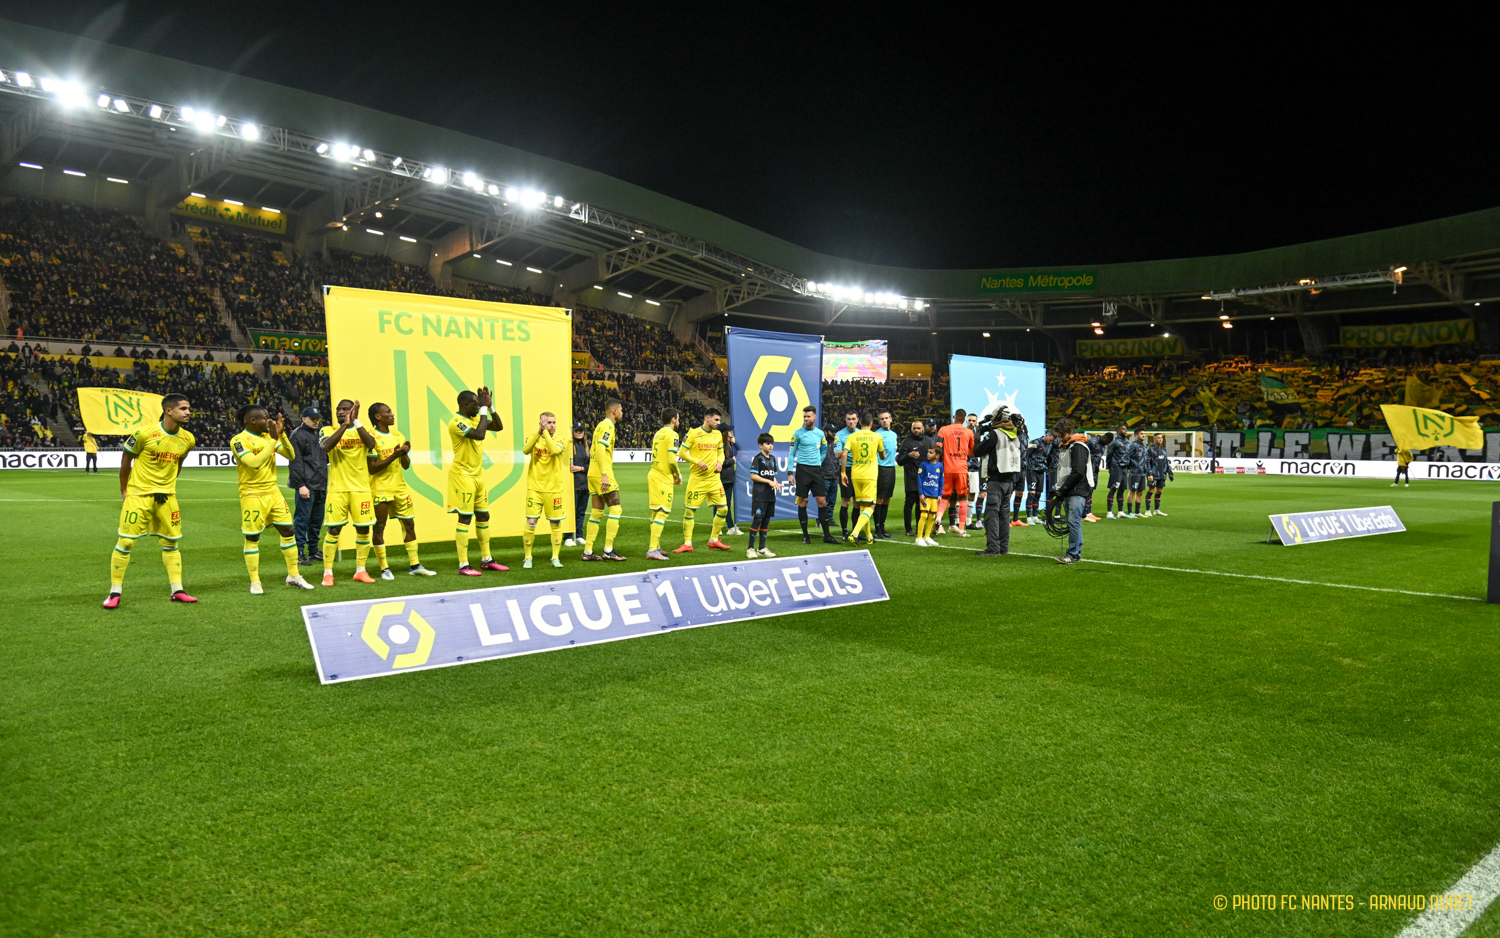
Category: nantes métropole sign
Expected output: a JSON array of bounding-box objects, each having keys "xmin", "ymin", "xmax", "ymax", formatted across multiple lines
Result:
[{"xmin": 979, "ymin": 270, "xmax": 1097, "ymax": 294}]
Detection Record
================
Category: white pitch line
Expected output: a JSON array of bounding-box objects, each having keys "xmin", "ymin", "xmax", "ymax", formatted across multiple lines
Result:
[
  {"xmin": 616, "ymin": 514, "xmax": 1480, "ymax": 602},
  {"xmin": 1395, "ymin": 842, "xmax": 1500, "ymax": 937}
]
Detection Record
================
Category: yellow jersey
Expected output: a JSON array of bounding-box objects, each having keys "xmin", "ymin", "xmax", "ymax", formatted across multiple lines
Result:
[
  {"xmin": 123, "ymin": 422, "xmax": 196, "ymax": 495},
  {"xmin": 588, "ymin": 418, "xmax": 615, "ymax": 473},
  {"xmin": 679, "ymin": 426, "xmax": 724, "ymax": 485},
  {"xmin": 649, "ymin": 426, "xmax": 679, "ymax": 479},
  {"xmin": 82, "ymin": 432, "xmax": 98, "ymax": 454},
  {"xmin": 446, "ymin": 414, "xmax": 485, "ymax": 477},
  {"xmin": 321, "ymin": 425, "xmax": 371, "ymax": 493},
  {"xmin": 846, "ymin": 428, "xmax": 882, "ymax": 480},
  {"xmin": 230, "ymin": 430, "xmax": 292, "ymax": 495},
  {"xmin": 367, "ymin": 428, "xmax": 409, "ymax": 496},
  {"xmin": 523, "ymin": 429, "xmax": 566, "ymax": 493}
]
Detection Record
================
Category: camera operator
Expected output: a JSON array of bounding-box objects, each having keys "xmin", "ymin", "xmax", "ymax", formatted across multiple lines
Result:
[
  {"xmin": 1050, "ymin": 418, "xmax": 1095, "ymax": 565},
  {"xmin": 972, "ymin": 407, "xmax": 1025, "ymax": 557}
]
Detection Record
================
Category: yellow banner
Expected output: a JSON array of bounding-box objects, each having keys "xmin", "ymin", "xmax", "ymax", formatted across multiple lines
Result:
[
  {"xmin": 171, "ymin": 195, "xmax": 289, "ymax": 235},
  {"xmin": 324, "ymin": 286, "xmax": 572, "ymax": 544},
  {"xmin": 76, "ymin": 388, "xmax": 163, "ymax": 434},
  {"xmin": 1379, "ymin": 404, "xmax": 1483, "ymax": 450},
  {"xmin": 1076, "ymin": 336, "xmax": 1184, "ymax": 358},
  {"xmin": 1342, "ymin": 319, "xmax": 1474, "ymax": 348}
]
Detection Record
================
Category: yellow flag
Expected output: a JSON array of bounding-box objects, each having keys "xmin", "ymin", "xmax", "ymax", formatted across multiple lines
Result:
[
  {"xmin": 1403, "ymin": 375, "xmax": 1441, "ymax": 408},
  {"xmin": 77, "ymin": 388, "xmax": 164, "ymax": 434},
  {"xmin": 1379, "ymin": 404, "xmax": 1484, "ymax": 450}
]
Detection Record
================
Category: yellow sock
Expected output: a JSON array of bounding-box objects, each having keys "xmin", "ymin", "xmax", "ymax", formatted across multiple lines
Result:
[
  {"xmin": 523, "ymin": 523, "xmax": 535, "ymax": 559},
  {"xmin": 161, "ymin": 540, "xmax": 183, "ymax": 591},
  {"xmin": 851, "ymin": 508, "xmax": 871, "ymax": 539},
  {"xmin": 918, "ymin": 513, "xmax": 930, "ymax": 538},
  {"xmin": 584, "ymin": 508, "xmax": 603, "ymax": 553},
  {"xmin": 455, "ymin": 520, "xmax": 470, "ymax": 567},
  {"xmin": 374, "ymin": 544, "xmax": 388, "ymax": 571},
  {"xmin": 476, "ymin": 521, "xmax": 491, "ymax": 562},
  {"xmin": 604, "ymin": 509, "xmax": 621, "ymax": 551},
  {"xmin": 682, "ymin": 507, "xmax": 696, "ymax": 546},
  {"xmin": 243, "ymin": 538, "xmax": 261, "ymax": 584},
  {"xmin": 355, "ymin": 534, "xmax": 371, "ymax": 572},
  {"xmin": 708, "ymin": 505, "xmax": 725, "ymax": 543},
  {"xmin": 405, "ymin": 539, "xmax": 421, "ymax": 568},
  {"xmin": 649, "ymin": 510, "xmax": 667, "ymax": 551},
  {"xmin": 280, "ymin": 536, "xmax": 299, "ymax": 577},
  {"xmin": 324, "ymin": 529, "xmax": 339, "ymax": 573},
  {"xmin": 110, "ymin": 535, "xmax": 135, "ymax": 592},
  {"xmin": 550, "ymin": 523, "xmax": 562, "ymax": 560}
]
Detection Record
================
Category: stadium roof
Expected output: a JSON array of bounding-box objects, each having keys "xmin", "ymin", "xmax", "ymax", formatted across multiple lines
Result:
[{"xmin": 4, "ymin": 18, "xmax": 1500, "ymax": 341}]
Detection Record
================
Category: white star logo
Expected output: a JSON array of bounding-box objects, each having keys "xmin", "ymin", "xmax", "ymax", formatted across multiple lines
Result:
[{"xmin": 995, "ymin": 371, "xmax": 1007, "ymax": 387}]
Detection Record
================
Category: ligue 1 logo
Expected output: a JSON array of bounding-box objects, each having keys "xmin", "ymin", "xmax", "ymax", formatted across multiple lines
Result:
[
  {"xmin": 361, "ymin": 601, "xmax": 436, "ymax": 669},
  {"xmin": 742, "ymin": 354, "xmax": 810, "ymax": 442}
]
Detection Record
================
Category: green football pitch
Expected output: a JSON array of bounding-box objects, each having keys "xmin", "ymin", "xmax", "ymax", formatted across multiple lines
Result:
[{"xmin": 5, "ymin": 466, "xmax": 1500, "ymax": 937}]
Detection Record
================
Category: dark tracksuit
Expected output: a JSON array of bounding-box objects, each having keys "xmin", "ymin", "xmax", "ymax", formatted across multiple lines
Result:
[
  {"xmin": 570, "ymin": 436, "xmax": 590, "ymax": 539},
  {"xmin": 748, "ymin": 452, "xmax": 778, "ymax": 550},
  {"xmin": 896, "ymin": 432, "xmax": 927, "ymax": 533},
  {"xmin": 720, "ymin": 438, "xmax": 739, "ymax": 527},
  {"xmin": 1144, "ymin": 444, "xmax": 1174, "ymax": 512},
  {"xmin": 288, "ymin": 423, "xmax": 328, "ymax": 559},
  {"xmin": 1014, "ymin": 438, "xmax": 1051, "ymax": 517},
  {"xmin": 1105, "ymin": 435, "xmax": 1131, "ymax": 511}
]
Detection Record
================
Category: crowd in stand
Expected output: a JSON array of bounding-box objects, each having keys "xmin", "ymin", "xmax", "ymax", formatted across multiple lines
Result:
[
  {"xmin": 0, "ymin": 352, "xmax": 60, "ymax": 447},
  {"xmin": 195, "ymin": 227, "xmax": 324, "ymax": 335},
  {"xmin": 0, "ymin": 200, "xmax": 230, "ymax": 347},
  {"xmin": 574, "ymin": 305, "xmax": 697, "ymax": 371}
]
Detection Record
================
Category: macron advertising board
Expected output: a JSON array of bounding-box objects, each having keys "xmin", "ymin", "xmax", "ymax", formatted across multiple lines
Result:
[{"xmin": 304, "ymin": 551, "xmax": 888, "ymax": 684}]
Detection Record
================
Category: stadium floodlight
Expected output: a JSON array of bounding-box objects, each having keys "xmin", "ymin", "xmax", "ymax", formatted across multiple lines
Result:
[
  {"xmin": 982, "ymin": 332, "xmax": 991, "ymax": 338},
  {"xmin": 367, "ymin": 229, "xmax": 384, "ymax": 235},
  {"xmin": 241, "ymin": 123, "xmax": 260, "ymax": 141},
  {"xmin": 148, "ymin": 104, "xmax": 162, "ymax": 118},
  {"xmin": 14, "ymin": 71, "xmax": 32, "ymax": 87},
  {"xmin": 1163, "ymin": 332, "xmax": 1170, "ymax": 337},
  {"xmin": 374, "ymin": 211, "xmax": 382, "ymax": 218},
  {"xmin": 1222, "ymin": 322, "xmax": 1233, "ymax": 329},
  {"xmin": 425, "ymin": 166, "xmax": 448, "ymax": 185},
  {"xmin": 391, "ymin": 156, "xmax": 402, "ymax": 167},
  {"xmin": 487, "ymin": 184, "xmax": 499, "ymax": 196},
  {"xmin": 553, "ymin": 195, "xmax": 564, "ymax": 208},
  {"xmin": 518, "ymin": 189, "xmax": 546, "ymax": 209},
  {"xmin": 399, "ymin": 236, "xmax": 417, "ymax": 243},
  {"xmin": 1269, "ymin": 316, "xmax": 1275, "ymax": 321},
  {"xmin": 617, "ymin": 291, "xmax": 632, "ymax": 298},
  {"xmin": 462, "ymin": 171, "xmax": 481, "ymax": 190},
  {"xmin": 62, "ymin": 169, "xmax": 85, "ymax": 177},
  {"xmin": 17, "ymin": 162, "xmax": 41, "ymax": 169},
  {"xmin": 315, "ymin": 142, "xmax": 329, "ymax": 154},
  {"xmin": 194, "ymin": 111, "xmax": 216, "ymax": 133},
  {"xmin": 526, "ymin": 266, "xmax": 543, "ymax": 274},
  {"xmin": 1093, "ymin": 327, "xmax": 1104, "ymax": 335},
  {"xmin": 1219, "ymin": 314, "xmax": 1229, "ymax": 320},
  {"xmin": 96, "ymin": 93, "xmax": 110, "ymax": 108},
  {"xmin": 215, "ymin": 114, "xmax": 227, "ymax": 127},
  {"xmin": 223, "ymin": 198, "xmax": 243, "ymax": 205},
  {"xmin": 107, "ymin": 177, "xmax": 128, "ymax": 184},
  {"xmin": 1394, "ymin": 266, "xmax": 1407, "ymax": 274},
  {"xmin": 504, "ymin": 187, "xmax": 519, "ymax": 201},
  {"xmin": 330, "ymin": 142, "xmax": 352, "ymax": 161},
  {"xmin": 50, "ymin": 79, "xmax": 89, "ymax": 109},
  {"xmin": 361, "ymin": 149, "xmax": 375, "ymax": 161}
]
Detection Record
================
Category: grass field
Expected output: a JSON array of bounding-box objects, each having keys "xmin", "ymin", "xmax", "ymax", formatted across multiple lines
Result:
[{"xmin": 5, "ymin": 465, "xmax": 1500, "ymax": 936}]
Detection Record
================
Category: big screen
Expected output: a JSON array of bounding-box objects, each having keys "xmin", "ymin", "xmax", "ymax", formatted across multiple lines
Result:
[{"xmin": 822, "ymin": 340, "xmax": 888, "ymax": 382}]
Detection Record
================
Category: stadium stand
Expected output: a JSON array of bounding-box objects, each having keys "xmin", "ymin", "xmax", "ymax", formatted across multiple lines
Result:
[
  {"xmin": 193, "ymin": 226, "xmax": 323, "ymax": 335},
  {"xmin": 573, "ymin": 305, "xmax": 697, "ymax": 371},
  {"xmin": 0, "ymin": 200, "xmax": 230, "ymax": 347}
]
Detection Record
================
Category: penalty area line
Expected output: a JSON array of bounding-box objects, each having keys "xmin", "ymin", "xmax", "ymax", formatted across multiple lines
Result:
[{"xmin": 1394, "ymin": 840, "xmax": 1500, "ymax": 937}]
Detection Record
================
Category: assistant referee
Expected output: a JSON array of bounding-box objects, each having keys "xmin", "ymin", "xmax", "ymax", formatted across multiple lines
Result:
[{"xmin": 792, "ymin": 405, "xmax": 837, "ymax": 544}]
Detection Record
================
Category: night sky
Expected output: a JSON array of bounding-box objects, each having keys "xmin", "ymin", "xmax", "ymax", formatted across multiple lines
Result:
[{"xmin": 4, "ymin": 4, "xmax": 1493, "ymax": 271}]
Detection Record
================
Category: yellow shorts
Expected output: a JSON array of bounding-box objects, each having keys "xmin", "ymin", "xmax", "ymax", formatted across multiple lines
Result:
[
  {"xmin": 239, "ymin": 490, "xmax": 292, "ymax": 534},
  {"xmin": 446, "ymin": 472, "xmax": 489, "ymax": 514},
  {"xmin": 525, "ymin": 489, "xmax": 566, "ymax": 522},
  {"xmin": 922, "ymin": 496, "xmax": 941, "ymax": 513},
  {"xmin": 684, "ymin": 483, "xmax": 726, "ymax": 509},
  {"xmin": 851, "ymin": 476, "xmax": 877, "ymax": 503},
  {"xmin": 325, "ymin": 490, "xmax": 375, "ymax": 527},
  {"xmin": 587, "ymin": 469, "xmax": 618, "ymax": 496},
  {"xmin": 373, "ymin": 491, "xmax": 415, "ymax": 520},
  {"xmin": 647, "ymin": 472, "xmax": 676, "ymax": 512},
  {"xmin": 118, "ymin": 493, "xmax": 182, "ymax": 540}
]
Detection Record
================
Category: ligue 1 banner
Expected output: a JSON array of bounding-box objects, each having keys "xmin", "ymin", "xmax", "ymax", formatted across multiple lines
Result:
[
  {"xmin": 1170, "ymin": 455, "xmax": 1500, "ymax": 481},
  {"xmin": 304, "ymin": 551, "xmax": 889, "ymax": 683},
  {"xmin": 726, "ymin": 326, "xmax": 824, "ymax": 524},
  {"xmin": 324, "ymin": 286, "xmax": 573, "ymax": 542}
]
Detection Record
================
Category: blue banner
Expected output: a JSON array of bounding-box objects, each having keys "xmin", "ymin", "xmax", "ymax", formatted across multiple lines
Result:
[
  {"xmin": 726, "ymin": 326, "xmax": 824, "ymax": 523},
  {"xmin": 1268, "ymin": 505, "xmax": 1405, "ymax": 546},
  {"xmin": 303, "ymin": 551, "xmax": 888, "ymax": 683}
]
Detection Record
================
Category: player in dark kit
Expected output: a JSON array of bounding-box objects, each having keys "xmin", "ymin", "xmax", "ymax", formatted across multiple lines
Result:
[
  {"xmin": 1124, "ymin": 428, "xmax": 1149, "ymax": 518},
  {"xmin": 747, "ymin": 433, "xmax": 779, "ymax": 558},
  {"xmin": 1144, "ymin": 433, "xmax": 1175, "ymax": 516},
  {"xmin": 1104, "ymin": 425, "xmax": 1130, "ymax": 519}
]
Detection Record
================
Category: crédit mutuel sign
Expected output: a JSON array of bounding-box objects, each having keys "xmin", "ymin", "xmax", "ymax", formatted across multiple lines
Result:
[{"xmin": 978, "ymin": 270, "xmax": 1097, "ymax": 294}]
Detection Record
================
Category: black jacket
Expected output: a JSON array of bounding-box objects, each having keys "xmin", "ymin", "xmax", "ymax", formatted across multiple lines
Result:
[
  {"xmin": 1053, "ymin": 437, "xmax": 1096, "ymax": 498},
  {"xmin": 571, "ymin": 437, "xmax": 590, "ymax": 491},
  {"xmin": 896, "ymin": 433, "xmax": 927, "ymax": 489},
  {"xmin": 287, "ymin": 423, "xmax": 328, "ymax": 491}
]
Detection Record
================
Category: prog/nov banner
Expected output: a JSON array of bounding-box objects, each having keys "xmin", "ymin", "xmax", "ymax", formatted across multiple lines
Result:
[
  {"xmin": 303, "ymin": 551, "xmax": 889, "ymax": 683},
  {"xmin": 1268, "ymin": 505, "xmax": 1405, "ymax": 546},
  {"xmin": 171, "ymin": 194, "xmax": 289, "ymax": 235},
  {"xmin": 252, "ymin": 330, "xmax": 327, "ymax": 354},
  {"xmin": 1340, "ymin": 319, "xmax": 1475, "ymax": 348},
  {"xmin": 324, "ymin": 286, "xmax": 572, "ymax": 542},
  {"xmin": 726, "ymin": 326, "xmax": 823, "ymax": 523},
  {"xmin": 1076, "ymin": 336, "xmax": 1185, "ymax": 358}
]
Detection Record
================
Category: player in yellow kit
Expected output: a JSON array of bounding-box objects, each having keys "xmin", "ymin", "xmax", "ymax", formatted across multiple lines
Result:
[
  {"xmin": 319, "ymin": 398, "xmax": 378, "ymax": 586},
  {"xmin": 645, "ymin": 408, "xmax": 682, "ymax": 561},
  {"xmin": 367, "ymin": 402, "xmax": 436, "ymax": 580},
  {"xmin": 521, "ymin": 411, "xmax": 568, "ymax": 569},
  {"xmin": 448, "ymin": 386, "xmax": 507, "ymax": 575},
  {"xmin": 582, "ymin": 398, "xmax": 627, "ymax": 561},
  {"xmin": 842, "ymin": 411, "xmax": 886, "ymax": 545},
  {"xmin": 231, "ymin": 405, "xmax": 315, "ymax": 594},
  {"xmin": 103, "ymin": 393, "xmax": 197, "ymax": 608},
  {"xmin": 675, "ymin": 407, "xmax": 730, "ymax": 552}
]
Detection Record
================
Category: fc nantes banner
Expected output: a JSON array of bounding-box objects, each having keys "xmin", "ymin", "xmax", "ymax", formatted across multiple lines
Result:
[
  {"xmin": 76, "ymin": 388, "xmax": 164, "ymax": 434},
  {"xmin": 726, "ymin": 326, "xmax": 823, "ymax": 524},
  {"xmin": 324, "ymin": 287, "xmax": 572, "ymax": 544},
  {"xmin": 1379, "ymin": 404, "xmax": 1484, "ymax": 451}
]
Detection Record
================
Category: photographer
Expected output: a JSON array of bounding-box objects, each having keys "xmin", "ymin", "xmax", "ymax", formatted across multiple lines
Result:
[
  {"xmin": 972, "ymin": 406, "xmax": 1025, "ymax": 556},
  {"xmin": 1050, "ymin": 418, "xmax": 1095, "ymax": 565}
]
